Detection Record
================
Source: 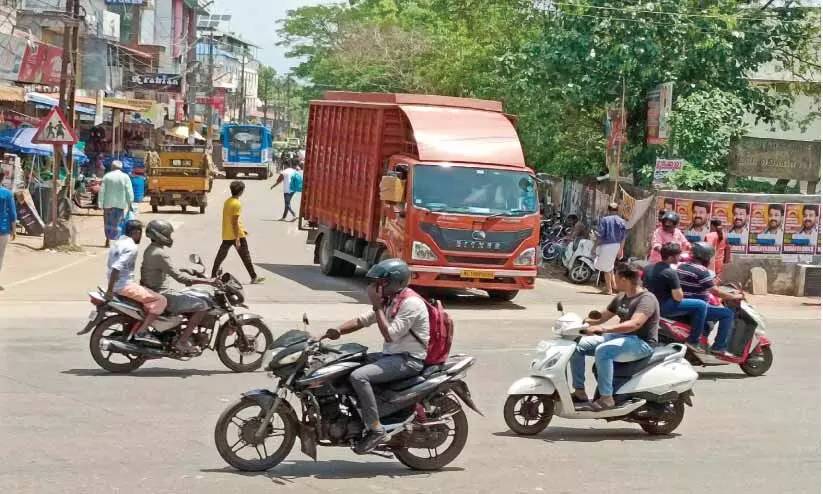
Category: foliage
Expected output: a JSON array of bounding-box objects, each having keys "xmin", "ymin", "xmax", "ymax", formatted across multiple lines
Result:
[
  {"xmin": 664, "ymin": 163, "xmax": 726, "ymax": 191},
  {"xmin": 665, "ymin": 89, "xmax": 748, "ymax": 171},
  {"xmin": 275, "ymin": 0, "xmax": 820, "ymax": 179}
]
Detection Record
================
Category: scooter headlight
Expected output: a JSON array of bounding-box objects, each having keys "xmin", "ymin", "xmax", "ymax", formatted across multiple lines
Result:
[{"xmin": 515, "ymin": 247, "xmax": 537, "ymax": 266}]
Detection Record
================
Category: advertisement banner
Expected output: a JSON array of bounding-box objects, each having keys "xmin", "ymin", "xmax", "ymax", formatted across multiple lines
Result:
[
  {"xmin": 782, "ymin": 203, "xmax": 819, "ymax": 254},
  {"xmin": 0, "ymin": 34, "xmax": 26, "ymax": 82},
  {"xmin": 653, "ymin": 158, "xmax": 684, "ymax": 185},
  {"xmin": 674, "ymin": 199, "xmax": 692, "ymax": 231},
  {"xmin": 710, "ymin": 201, "xmax": 734, "ymax": 228},
  {"xmin": 18, "ymin": 42, "xmax": 62, "ymax": 86},
  {"xmin": 748, "ymin": 203, "xmax": 784, "ymax": 254},
  {"xmin": 646, "ymin": 82, "xmax": 673, "ymax": 145},
  {"xmin": 682, "ymin": 200, "xmax": 711, "ymax": 243},
  {"xmin": 657, "ymin": 197, "xmax": 676, "ymax": 216},
  {"xmin": 725, "ymin": 201, "xmax": 751, "ymax": 253}
]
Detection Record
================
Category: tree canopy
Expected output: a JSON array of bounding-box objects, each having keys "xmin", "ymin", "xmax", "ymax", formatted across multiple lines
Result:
[{"xmin": 277, "ymin": 0, "xmax": 820, "ymax": 185}]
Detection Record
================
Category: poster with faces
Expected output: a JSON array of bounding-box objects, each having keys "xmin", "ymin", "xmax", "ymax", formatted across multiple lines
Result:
[
  {"xmin": 725, "ymin": 201, "xmax": 750, "ymax": 253},
  {"xmin": 783, "ymin": 203, "xmax": 819, "ymax": 254},
  {"xmin": 748, "ymin": 203, "xmax": 784, "ymax": 254},
  {"xmin": 679, "ymin": 199, "xmax": 711, "ymax": 243}
]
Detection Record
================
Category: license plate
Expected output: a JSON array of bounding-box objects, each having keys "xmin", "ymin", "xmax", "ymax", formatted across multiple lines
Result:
[
  {"xmin": 460, "ymin": 270, "xmax": 495, "ymax": 280},
  {"xmin": 172, "ymin": 193, "xmax": 182, "ymax": 199}
]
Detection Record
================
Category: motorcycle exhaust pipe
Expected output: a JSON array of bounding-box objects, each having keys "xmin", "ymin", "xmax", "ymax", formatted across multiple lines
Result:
[{"xmin": 102, "ymin": 338, "xmax": 170, "ymax": 358}]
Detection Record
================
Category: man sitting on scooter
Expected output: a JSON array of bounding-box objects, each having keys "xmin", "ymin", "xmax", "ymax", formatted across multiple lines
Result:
[
  {"xmin": 676, "ymin": 242, "xmax": 744, "ymax": 358},
  {"xmin": 644, "ymin": 242, "xmax": 708, "ymax": 353},
  {"xmin": 572, "ymin": 263, "xmax": 659, "ymax": 411}
]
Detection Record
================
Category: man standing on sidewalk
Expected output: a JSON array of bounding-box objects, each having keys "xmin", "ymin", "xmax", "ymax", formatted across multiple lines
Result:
[
  {"xmin": 270, "ymin": 162, "xmax": 301, "ymax": 220},
  {"xmin": 594, "ymin": 202, "xmax": 627, "ymax": 295},
  {"xmin": 0, "ymin": 184, "xmax": 17, "ymax": 290},
  {"xmin": 211, "ymin": 181, "xmax": 265, "ymax": 284},
  {"xmin": 99, "ymin": 160, "xmax": 134, "ymax": 247}
]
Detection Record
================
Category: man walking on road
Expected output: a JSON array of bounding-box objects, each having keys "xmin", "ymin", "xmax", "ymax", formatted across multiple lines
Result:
[
  {"xmin": 270, "ymin": 162, "xmax": 302, "ymax": 220},
  {"xmin": 212, "ymin": 181, "xmax": 265, "ymax": 284},
  {"xmin": 0, "ymin": 185, "xmax": 17, "ymax": 290},
  {"xmin": 594, "ymin": 202, "xmax": 627, "ymax": 295},
  {"xmin": 99, "ymin": 160, "xmax": 134, "ymax": 247}
]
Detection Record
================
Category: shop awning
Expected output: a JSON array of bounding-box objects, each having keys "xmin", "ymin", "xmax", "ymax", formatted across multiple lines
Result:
[
  {"xmin": 0, "ymin": 85, "xmax": 25, "ymax": 103},
  {"xmin": 25, "ymin": 92, "xmax": 96, "ymax": 115},
  {"xmin": 44, "ymin": 93, "xmax": 142, "ymax": 113},
  {"xmin": 107, "ymin": 41, "xmax": 153, "ymax": 59}
]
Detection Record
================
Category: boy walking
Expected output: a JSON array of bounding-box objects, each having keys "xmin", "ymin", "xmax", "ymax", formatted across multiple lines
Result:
[{"xmin": 211, "ymin": 181, "xmax": 265, "ymax": 284}]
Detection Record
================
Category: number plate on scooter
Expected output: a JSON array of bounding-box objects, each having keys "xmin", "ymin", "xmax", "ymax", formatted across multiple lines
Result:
[{"xmin": 460, "ymin": 270, "xmax": 495, "ymax": 279}]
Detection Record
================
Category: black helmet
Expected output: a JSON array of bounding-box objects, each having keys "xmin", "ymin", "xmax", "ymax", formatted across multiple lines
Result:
[
  {"xmin": 365, "ymin": 258, "xmax": 411, "ymax": 295},
  {"xmin": 146, "ymin": 219, "xmax": 174, "ymax": 247},
  {"xmin": 691, "ymin": 242, "xmax": 716, "ymax": 264},
  {"xmin": 662, "ymin": 212, "xmax": 680, "ymax": 226}
]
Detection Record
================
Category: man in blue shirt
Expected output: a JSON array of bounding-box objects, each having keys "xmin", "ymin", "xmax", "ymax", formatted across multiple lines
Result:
[
  {"xmin": 0, "ymin": 185, "xmax": 17, "ymax": 290},
  {"xmin": 594, "ymin": 202, "xmax": 627, "ymax": 295}
]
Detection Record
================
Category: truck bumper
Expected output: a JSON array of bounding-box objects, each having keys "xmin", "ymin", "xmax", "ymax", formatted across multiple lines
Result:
[{"xmin": 408, "ymin": 265, "xmax": 537, "ymax": 290}]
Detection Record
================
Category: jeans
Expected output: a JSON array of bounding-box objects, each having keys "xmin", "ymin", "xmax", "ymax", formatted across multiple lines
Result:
[
  {"xmin": 571, "ymin": 334, "xmax": 654, "ymax": 397},
  {"xmin": 660, "ymin": 298, "xmax": 708, "ymax": 344},
  {"xmin": 704, "ymin": 305, "xmax": 735, "ymax": 351},
  {"xmin": 349, "ymin": 352, "xmax": 424, "ymax": 431},
  {"xmin": 282, "ymin": 192, "xmax": 296, "ymax": 218},
  {"xmin": 212, "ymin": 237, "xmax": 257, "ymax": 280}
]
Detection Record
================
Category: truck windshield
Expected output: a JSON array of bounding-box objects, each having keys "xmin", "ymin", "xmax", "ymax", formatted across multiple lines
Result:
[{"xmin": 412, "ymin": 165, "xmax": 538, "ymax": 216}]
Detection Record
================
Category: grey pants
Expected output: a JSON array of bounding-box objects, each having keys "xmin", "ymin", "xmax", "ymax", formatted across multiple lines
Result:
[{"xmin": 349, "ymin": 352, "xmax": 424, "ymax": 431}]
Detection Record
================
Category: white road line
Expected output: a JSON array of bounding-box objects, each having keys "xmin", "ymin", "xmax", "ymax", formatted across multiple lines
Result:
[{"xmin": 3, "ymin": 253, "xmax": 101, "ymax": 289}]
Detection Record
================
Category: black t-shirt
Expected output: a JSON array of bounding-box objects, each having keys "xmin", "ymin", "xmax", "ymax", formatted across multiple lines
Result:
[
  {"xmin": 643, "ymin": 262, "xmax": 681, "ymax": 305},
  {"xmin": 606, "ymin": 291, "xmax": 660, "ymax": 345}
]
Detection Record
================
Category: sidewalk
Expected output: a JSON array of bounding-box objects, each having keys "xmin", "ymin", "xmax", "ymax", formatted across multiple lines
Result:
[{"xmin": 1, "ymin": 202, "xmax": 154, "ymax": 291}]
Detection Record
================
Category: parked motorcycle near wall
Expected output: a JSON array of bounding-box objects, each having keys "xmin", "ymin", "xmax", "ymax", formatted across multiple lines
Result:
[
  {"xmin": 78, "ymin": 254, "xmax": 273, "ymax": 373},
  {"xmin": 214, "ymin": 321, "xmax": 481, "ymax": 472}
]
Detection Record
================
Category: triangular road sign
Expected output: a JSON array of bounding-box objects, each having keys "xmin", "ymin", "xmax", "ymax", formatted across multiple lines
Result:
[{"xmin": 31, "ymin": 106, "xmax": 78, "ymax": 145}]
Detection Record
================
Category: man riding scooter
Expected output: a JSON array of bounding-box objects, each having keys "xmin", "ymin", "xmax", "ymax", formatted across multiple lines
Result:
[
  {"xmin": 649, "ymin": 212, "xmax": 690, "ymax": 263},
  {"xmin": 572, "ymin": 263, "xmax": 659, "ymax": 410},
  {"xmin": 141, "ymin": 219, "xmax": 217, "ymax": 354}
]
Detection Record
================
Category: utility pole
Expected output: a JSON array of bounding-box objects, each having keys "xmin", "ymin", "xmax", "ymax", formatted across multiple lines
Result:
[
  {"xmin": 238, "ymin": 49, "xmax": 246, "ymax": 123},
  {"xmin": 205, "ymin": 32, "xmax": 215, "ymax": 140},
  {"xmin": 261, "ymin": 72, "xmax": 268, "ymax": 130},
  {"xmin": 284, "ymin": 76, "xmax": 291, "ymax": 138}
]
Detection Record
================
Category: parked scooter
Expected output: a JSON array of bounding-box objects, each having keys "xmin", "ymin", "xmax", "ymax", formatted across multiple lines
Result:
[
  {"xmin": 658, "ymin": 284, "xmax": 773, "ymax": 376},
  {"xmin": 562, "ymin": 231, "xmax": 597, "ymax": 284},
  {"xmin": 504, "ymin": 303, "xmax": 697, "ymax": 436}
]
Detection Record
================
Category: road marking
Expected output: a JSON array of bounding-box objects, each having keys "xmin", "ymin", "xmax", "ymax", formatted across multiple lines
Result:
[{"xmin": 3, "ymin": 252, "xmax": 100, "ymax": 289}]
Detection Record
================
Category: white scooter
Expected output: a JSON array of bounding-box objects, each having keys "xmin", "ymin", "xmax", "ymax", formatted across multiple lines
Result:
[
  {"xmin": 562, "ymin": 231, "xmax": 597, "ymax": 284},
  {"xmin": 504, "ymin": 303, "xmax": 698, "ymax": 436}
]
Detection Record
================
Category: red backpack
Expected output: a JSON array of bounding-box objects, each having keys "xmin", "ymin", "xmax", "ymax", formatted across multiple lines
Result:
[{"xmin": 392, "ymin": 288, "xmax": 453, "ymax": 366}]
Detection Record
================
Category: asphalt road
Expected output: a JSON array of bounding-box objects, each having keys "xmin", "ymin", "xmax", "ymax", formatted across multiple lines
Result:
[{"xmin": 0, "ymin": 178, "xmax": 819, "ymax": 493}]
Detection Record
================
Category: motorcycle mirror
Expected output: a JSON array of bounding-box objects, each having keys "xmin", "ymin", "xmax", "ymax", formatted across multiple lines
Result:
[
  {"xmin": 302, "ymin": 313, "xmax": 310, "ymax": 326},
  {"xmin": 556, "ymin": 302, "xmax": 564, "ymax": 313},
  {"xmin": 588, "ymin": 310, "xmax": 602, "ymax": 320},
  {"xmin": 189, "ymin": 254, "xmax": 203, "ymax": 265}
]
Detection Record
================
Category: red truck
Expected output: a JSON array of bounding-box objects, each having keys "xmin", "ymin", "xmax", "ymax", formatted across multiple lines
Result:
[{"xmin": 299, "ymin": 92, "xmax": 539, "ymax": 301}]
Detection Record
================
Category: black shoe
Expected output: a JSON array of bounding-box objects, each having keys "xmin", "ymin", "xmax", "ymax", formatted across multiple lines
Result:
[
  {"xmin": 354, "ymin": 429, "xmax": 387, "ymax": 454},
  {"xmin": 134, "ymin": 331, "xmax": 161, "ymax": 346}
]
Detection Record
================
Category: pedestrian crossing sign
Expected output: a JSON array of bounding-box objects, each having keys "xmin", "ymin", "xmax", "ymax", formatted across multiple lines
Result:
[{"xmin": 31, "ymin": 106, "xmax": 78, "ymax": 145}]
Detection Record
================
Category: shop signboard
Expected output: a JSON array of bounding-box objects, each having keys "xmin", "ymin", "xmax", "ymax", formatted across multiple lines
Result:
[
  {"xmin": 646, "ymin": 82, "xmax": 673, "ymax": 145},
  {"xmin": 653, "ymin": 158, "xmax": 683, "ymax": 185},
  {"xmin": 18, "ymin": 42, "xmax": 62, "ymax": 86},
  {"xmin": 129, "ymin": 72, "xmax": 182, "ymax": 92},
  {"xmin": 730, "ymin": 137, "xmax": 821, "ymax": 181},
  {"xmin": 0, "ymin": 34, "xmax": 27, "ymax": 82}
]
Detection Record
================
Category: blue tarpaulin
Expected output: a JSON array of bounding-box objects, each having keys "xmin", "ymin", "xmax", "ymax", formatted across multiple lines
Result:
[{"xmin": 0, "ymin": 128, "xmax": 88, "ymax": 163}]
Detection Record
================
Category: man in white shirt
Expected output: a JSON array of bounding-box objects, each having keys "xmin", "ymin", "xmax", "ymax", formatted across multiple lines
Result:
[{"xmin": 270, "ymin": 162, "xmax": 302, "ymax": 220}]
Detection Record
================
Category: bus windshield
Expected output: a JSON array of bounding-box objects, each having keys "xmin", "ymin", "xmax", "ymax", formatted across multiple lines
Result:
[
  {"xmin": 412, "ymin": 164, "xmax": 538, "ymax": 216},
  {"xmin": 226, "ymin": 126, "xmax": 263, "ymax": 152}
]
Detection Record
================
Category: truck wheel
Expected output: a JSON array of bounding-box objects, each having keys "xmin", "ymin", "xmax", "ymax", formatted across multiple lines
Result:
[
  {"xmin": 151, "ymin": 204, "xmax": 158, "ymax": 213},
  {"xmin": 487, "ymin": 290, "xmax": 519, "ymax": 302},
  {"xmin": 181, "ymin": 205, "xmax": 187, "ymax": 213},
  {"xmin": 199, "ymin": 205, "xmax": 206, "ymax": 214},
  {"xmin": 319, "ymin": 232, "xmax": 354, "ymax": 277}
]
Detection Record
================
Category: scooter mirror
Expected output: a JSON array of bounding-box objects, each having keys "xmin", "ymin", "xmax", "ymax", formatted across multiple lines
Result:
[
  {"xmin": 556, "ymin": 302, "xmax": 564, "ymax": 313},
  {"xmin": 588, "ymin": 310, "xmax": 602, "ymax": 320}
]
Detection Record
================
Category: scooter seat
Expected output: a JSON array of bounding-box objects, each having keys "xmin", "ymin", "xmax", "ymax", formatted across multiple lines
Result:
[{"xmin": 611, "ymin": 346, "xmax": 679, "ymax": 377}]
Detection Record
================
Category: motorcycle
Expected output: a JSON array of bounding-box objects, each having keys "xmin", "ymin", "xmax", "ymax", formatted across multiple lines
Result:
[
  {"xmin": 78, "ymin": 254, "xmax": 273, "ymax": 373},
  {"xmin": 562, "ymin": 231, "xmax": 597, "ymax": 284},
  {"xmin": 214, "ymin": 321, "xmax": 481, "ymax": 472},
  {"xmin": 504, "ymin": 303, "xmax": 697, "ymax": 436},
  {"xmin": 658, "ymin": 284, "xmax": 774, "ymax": 376},
  {"xmin": 73, "ymin": 174, "xmax": 101, "ymax": 210}
]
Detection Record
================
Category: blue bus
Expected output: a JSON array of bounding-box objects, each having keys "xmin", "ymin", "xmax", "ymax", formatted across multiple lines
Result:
[{"xmin": 220, "ymin": 124, "xmax": 273, "ymax": 179}]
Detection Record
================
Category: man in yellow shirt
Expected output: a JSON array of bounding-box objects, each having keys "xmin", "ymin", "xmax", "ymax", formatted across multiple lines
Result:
[{"xmin": 211, "ymin": 181, "xmax": 265, "ymax": 284}]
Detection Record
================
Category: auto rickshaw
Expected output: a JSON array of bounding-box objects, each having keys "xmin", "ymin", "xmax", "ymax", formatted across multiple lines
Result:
[{"xmin": 146, "ymin": 145, "xmax": 215, "ymax": 214}]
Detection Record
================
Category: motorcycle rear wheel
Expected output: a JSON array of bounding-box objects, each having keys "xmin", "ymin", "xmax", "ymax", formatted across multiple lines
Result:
[
  {"xmin": 394, "ymin": 398, "xmax": 469, "ymax": 471},
  {"xmin": 89, "ymin": 315, "xmax": 146, "ymax": 373},
  {"xmin": 568, "ymin": 261, "xmax": 593, "ymax": 284},
  {"xmin": 214, "ymin": 399, "xmax": 297, "ymax": 471}
]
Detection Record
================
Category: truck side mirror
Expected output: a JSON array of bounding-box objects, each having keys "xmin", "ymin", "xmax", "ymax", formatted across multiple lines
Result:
[{"xmin": 556, "ymin": 302, "xmax": 564, "ymax": 313}]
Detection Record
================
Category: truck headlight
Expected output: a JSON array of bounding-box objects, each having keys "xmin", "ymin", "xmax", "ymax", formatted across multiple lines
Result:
[
  {"xmin": 412, "ymin": 241, "xmax": 438, "ymax": 261},
  {"xmin": 514, "ymin": 247, "xmax": 536, "ymax": 266}
]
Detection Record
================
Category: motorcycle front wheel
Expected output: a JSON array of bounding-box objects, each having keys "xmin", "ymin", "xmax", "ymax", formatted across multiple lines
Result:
[
  {"xmin": 88, "ymin": 315, "xmax": 146, "ymax": 373},
  {"xmin": 216, "ymin": 319, "xmax": 273, "ymax": 372},
  {"xmin": 214, "ymin": 399, "xmax": 297, "ymax": 471}
]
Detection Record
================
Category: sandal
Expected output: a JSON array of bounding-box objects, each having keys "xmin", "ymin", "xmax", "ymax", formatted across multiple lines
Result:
[{"xmin": 590, "ymin": 397, "xmax": 616, "ymax": 411}]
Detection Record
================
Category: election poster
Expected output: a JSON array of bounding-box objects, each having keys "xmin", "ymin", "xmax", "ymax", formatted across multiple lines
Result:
[
  {"xmin": 674, "ymin": 199, "xmax": 692, "ymax": 230},
  {"xmin": 748, "ymin": 202, "xmax": 784, "ymax": 254},
  {"xmin": 710, "ymin": 201, "xmax": 733, "ymax": 227},
  {"xmin": 657, "ymin": 197, "xmax": 676, "ymax": 215},
  {"xmin": 681, "ymin": 199, "xmax": 712, "ymax": 243},
  {"xmin": 782, "ymin": 203, "xmax": 819, "ymax": 254},
  {"xmin": 725, "ymin": 201, "xmax": 751, "ymax": 253}
]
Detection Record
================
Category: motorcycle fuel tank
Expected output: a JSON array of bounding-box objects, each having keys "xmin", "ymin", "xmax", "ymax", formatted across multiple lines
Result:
[{"xmin": 296, "ymin": 361, "xmax": 361, "ymax": 387}]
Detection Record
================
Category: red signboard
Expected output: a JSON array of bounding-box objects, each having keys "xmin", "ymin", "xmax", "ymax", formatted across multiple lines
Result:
[{"xmin": 18, "ymin": 42, "xmax": 63, "ymax": 86}]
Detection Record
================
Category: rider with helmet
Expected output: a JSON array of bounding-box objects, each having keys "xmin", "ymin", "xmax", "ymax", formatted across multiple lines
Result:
[
  {"xmin": 675, "ymin": 242, "xmax": 744, "ymax": 357},
  {"xmin": 649, "ymin": 211, "xmax": 691, "ymax": 263},
  {"xmin": 141, "ymin": 219, "xmax": 217, "ymax": 354},
  {"xmin": 321, "ymin": 258, "xmax": 430, "ymax": 454}
]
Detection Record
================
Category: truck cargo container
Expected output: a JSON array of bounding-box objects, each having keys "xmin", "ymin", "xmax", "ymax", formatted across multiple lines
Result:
[{"xmin": 299, "ymin": 92, "xmax": 539, "ymax": 301}]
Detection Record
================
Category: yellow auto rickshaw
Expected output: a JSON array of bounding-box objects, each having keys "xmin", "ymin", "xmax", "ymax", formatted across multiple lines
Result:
[{"xmin": 146, "ymin": 145, "xmax": 215, "ymax": 214}]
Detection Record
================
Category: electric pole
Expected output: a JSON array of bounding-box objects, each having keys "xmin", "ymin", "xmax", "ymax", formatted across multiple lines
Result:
[
  {"xmin": 205, "ymin": 32, "xmax": 214, "ymax": 139},
  {"xmin": 238, "ymin": 49, "xmax": 246, "ymax": 123}
]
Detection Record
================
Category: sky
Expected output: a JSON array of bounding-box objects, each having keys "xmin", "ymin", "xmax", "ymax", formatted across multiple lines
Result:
[{"xmin": 211, "ymin": 0, "xmax": 336, "ymax": 75}]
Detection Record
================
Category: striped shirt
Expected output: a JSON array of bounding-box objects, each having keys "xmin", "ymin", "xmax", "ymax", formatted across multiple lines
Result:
[{"xmin": 675, "ymin": 262, "xmax": 714, "ymax": 301}]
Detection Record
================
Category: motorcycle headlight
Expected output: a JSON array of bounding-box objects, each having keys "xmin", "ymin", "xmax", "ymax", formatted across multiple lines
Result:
[
  {"xmin": 515, "ymin": 247, "xmax": 537, "ymax": 266},
  {"xmin": 412, "ymin": 241, "xmax": 438, "ymax": 261},
  {"xmin": 278, "ymin": 352, "xmax": 302, "ymax": 365}
]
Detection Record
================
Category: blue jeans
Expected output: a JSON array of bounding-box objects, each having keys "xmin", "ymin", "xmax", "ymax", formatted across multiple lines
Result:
[
  {"xmin": 704, "ymin": 305, "xmax": 735, "ymax": 351},
  {"xmin": 282, "ymin": 192, "xmax": 296, "ymax": 218},
  {"xmin": 571, "ymin": 334, "xmax": 654, "ymax": 397},
  {"xmin": 660, "ymin": 298, "xmax": 708, "ymax": 344}
]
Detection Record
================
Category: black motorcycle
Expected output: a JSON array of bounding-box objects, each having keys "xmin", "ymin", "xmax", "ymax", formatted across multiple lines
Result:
[
  {"xmin": 214, "ymin": 323, "xmax": 481, "ymax": 472},
  {"xmin": 79, "ymin": 254, "xmax": 273, "ymax": 373}
]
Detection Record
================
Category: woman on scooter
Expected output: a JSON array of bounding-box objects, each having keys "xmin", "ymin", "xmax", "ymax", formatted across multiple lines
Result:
[{"xmin": 571, "ymin": 263, "xmax": 659, "ymax": 411}]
